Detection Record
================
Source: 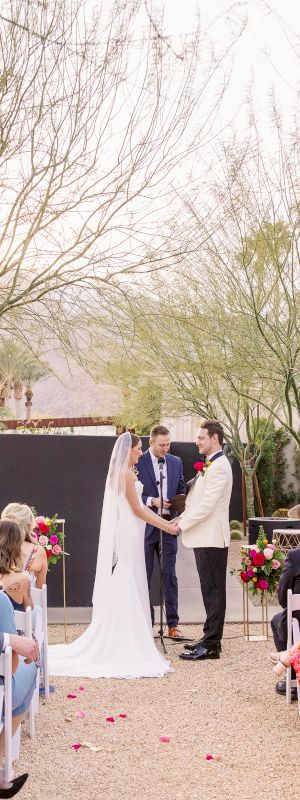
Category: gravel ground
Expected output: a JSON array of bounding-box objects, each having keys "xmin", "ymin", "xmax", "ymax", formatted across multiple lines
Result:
[{"xmin": 17, "ymin": 621, "xmax": 300, "ymax": 800}]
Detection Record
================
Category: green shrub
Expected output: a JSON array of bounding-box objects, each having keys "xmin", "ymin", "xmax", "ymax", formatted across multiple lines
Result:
[
  {"xmin": 271, "ymin": 508, "xmax": 289, "ymax": 518},
  {"xmin": 230, "ymin": 530, "xmax": 242, "ymax": 540},
  {"xmin": 229, "ymin": 520, "xmax": 242, "ymax": 530}
]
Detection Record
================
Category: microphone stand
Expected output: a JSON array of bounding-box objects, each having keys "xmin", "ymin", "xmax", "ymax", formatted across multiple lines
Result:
[{"xmin": 157, "ymin": 461, "xmax": 166, "ymax": 653}]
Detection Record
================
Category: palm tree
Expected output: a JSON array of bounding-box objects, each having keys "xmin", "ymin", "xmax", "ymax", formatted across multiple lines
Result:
[{"xmin": 0, "ymin": 341, "xmax": 50, "ymax": 418}]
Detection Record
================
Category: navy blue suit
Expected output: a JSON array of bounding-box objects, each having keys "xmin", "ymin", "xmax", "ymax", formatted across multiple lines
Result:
[{"xmin": 137, "ymin": 450, "xmax": 185, "ymax": 627}]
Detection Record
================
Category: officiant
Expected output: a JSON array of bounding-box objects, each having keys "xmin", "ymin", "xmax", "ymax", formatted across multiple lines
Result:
[{"xmin": 137, "ymin": 425, "xmax": 186, "ymax": 639}]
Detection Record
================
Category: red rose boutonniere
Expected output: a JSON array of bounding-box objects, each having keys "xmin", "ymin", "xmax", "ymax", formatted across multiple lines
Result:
[{"xmin": 194, "ymin": 460, "xmax": 212, "ymax": 477}]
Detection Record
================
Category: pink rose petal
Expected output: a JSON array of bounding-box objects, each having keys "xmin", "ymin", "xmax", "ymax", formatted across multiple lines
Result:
[
  {"xmin": 67, "ymin": 693, "xmax": 77, "ymax": 699},
  {"xmin": 106, "ymin": 716, "xmax": 115, "ymax": 723},
  {"xmin": 119, "ymin": 713, "xmax": 127, "ymax": 719},
  {"xmin": 205, "ymin": 754, "xmax": 213, "ymax": 761},
  {"xmin": 75, "ymin": 711, "xmax": 86, "ymax": 718},
  {"xmin": 159, "ymin": 736, "xmax": 170, "ymax": 743},
  {"xmin": 78, "ymin": 686, "xmax": 85, "ymax": 692},
  {"xmin": 71, "ymin": 743, "xmax": 81, "ymax": 751}
]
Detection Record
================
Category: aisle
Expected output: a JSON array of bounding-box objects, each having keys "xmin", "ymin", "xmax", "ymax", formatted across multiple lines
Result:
[{"xmin": 18, "ymin": 623, "xmax": 300, "ymax": 800}]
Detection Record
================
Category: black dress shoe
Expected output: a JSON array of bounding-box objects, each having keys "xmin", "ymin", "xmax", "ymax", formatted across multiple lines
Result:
[
  {"xmin": 184, "ymin": 640, "xmax": 203, "ymax": 651},
  {"xmin": 275, "ymin": 680, "xmax": 298, "ymax": 700},
  {"xmin": 0, "ymin": 773, "xmax": 28, "ymax": 798},
  {"xmin": 184, "ymin": 640, "xmax": 222, "ymax": 653},
  {"xmin": 179, "ymin": 645, "xmax": 220, "ymax": 661}
]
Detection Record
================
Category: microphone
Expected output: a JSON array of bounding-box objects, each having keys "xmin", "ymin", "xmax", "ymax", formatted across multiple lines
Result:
[{"xmin": 158, "ymin": 457, "xmax": 165, "ymax": 470}]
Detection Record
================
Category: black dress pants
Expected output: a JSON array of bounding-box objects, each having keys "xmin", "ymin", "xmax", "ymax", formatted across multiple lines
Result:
[{"xmin": 194, "ymin": 546, "xmax": 228, "ymax": 648}]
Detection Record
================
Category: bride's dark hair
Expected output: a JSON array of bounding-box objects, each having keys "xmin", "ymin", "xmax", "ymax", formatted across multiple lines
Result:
[{"xmin": 130, "ymin": 433, "xmax": 140, "ymax": 447}]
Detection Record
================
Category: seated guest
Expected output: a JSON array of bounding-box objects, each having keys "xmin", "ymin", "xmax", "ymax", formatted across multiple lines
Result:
[
  {"xmin": 269, "ymin": 640, "xmax": 300, "ymax": 683},
  {"xmin": 270, "ymin": 546, "xmax": 300, "ymax": 699},
  {"xmin": 1, "ymin": 504, "xmax": 47, "ymax": 589},
  {"xmin": 0, "ymin": 590, "xmax": 38, "ymax": 798},
  {"xmin": 0, "ymin": 521, "xmax": 33, "ymax": 613}
]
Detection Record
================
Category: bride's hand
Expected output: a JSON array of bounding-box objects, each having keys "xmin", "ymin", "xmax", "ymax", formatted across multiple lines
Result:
[{"xmin": 166, "ymin": 521, "xmax": 180, "ymax": 536}]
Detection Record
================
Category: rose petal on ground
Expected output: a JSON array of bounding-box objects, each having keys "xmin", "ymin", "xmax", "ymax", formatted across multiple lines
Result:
[
  {"xmin": 159, "ymin": 736, "xmax": 170, "ymax": 743},
  {"xmin": 71, "ymin": 743, "xmax": 81, "ymax": 751},
  {"xmin": 67, "ymin": 693, "xmax": 77, "ymax": 699},
  {"xmin": 119, "ymin": 713, "xmax": 127, "ymax": 719},
  {"xmin": 205, "ymin": 754, "xmax": 213, "ymax": 761},
  {"xmin": 78, "ymin": 686, "xmax": 85, "ymax": 692},
  {"xmin": 75, "ymin": 711, "xmax": 86, "ymax": 718},
  {"xmin": 106, "ymin": 716, "xmax": 115, "ymax": 723}
]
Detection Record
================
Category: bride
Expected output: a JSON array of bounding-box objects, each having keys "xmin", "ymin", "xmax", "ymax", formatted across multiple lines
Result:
[{"xmin": 49, "ymin": 432, "xmax": 177, "ymax": 678}]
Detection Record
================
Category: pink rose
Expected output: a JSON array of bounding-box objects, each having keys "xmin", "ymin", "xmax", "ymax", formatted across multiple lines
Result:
[
  {"xmin": 38, "ymin": 535, "xmax": 49, "ymax": 546},
  {"xmin": 272, "ymin": 559, "xmax": 280, "ymax": 569},
  {"xmin": 249, "ymin": 547, "xmax": 258, "ymax": 557},
  {"xmin": 263, "ymin": 548, "xmax": 274, "ymax": 560},
  {"xmin": 247, "ymin": 567, "xmax": 255, "ymax": 577},
  {"xmin": 49, "ymin": 534, "xmax": 58, "ymax": 545},
  {"xmin": 268, "ymin": 543, "xmax": 275, "ymax": 550},
  {"xmin": 35, "ymin": 516, "xmax": 45, "ymax": 525},
  {"xmin": 31, "ymin": 532, "xmax": 38, "ymax": 540},
  {"xmin": 52, "ymin": 544, "xmax": 61, "ymax": 555}
]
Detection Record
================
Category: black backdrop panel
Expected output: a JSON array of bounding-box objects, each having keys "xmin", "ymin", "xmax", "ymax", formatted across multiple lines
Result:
[{"xmin": 0, "ymin": 434, "xmax": 242, "ymax": 606}]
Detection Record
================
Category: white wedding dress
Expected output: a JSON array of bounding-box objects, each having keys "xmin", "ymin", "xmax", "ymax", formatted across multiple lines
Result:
[{"xmin": 48, "ymin": 481, "xmax": 171, "ymax": 679}]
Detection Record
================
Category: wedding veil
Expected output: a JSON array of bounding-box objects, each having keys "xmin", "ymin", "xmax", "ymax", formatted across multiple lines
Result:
[{"xmin": 92, "ymin": 432, "xmax": 132, "ymax": 618}]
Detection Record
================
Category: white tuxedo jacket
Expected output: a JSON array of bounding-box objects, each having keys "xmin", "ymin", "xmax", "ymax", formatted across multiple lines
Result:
[{"xmin": 180, "ymin": 454, "xmax": 233, "ymax": 549}]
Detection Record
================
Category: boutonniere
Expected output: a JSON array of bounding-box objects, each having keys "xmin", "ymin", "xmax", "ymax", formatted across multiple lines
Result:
[{"xmin": 194, "ymin": 460, "xmax": 212, "ymax": 477}]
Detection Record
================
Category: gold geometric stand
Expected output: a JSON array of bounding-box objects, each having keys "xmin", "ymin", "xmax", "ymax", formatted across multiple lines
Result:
[
  {"xmin": 56, "ymin": 518, "xmax": 67, "ymax": 643},
  {"xmin": 243, "ymin": 583, "xmax": 269, "ymax": 641}
]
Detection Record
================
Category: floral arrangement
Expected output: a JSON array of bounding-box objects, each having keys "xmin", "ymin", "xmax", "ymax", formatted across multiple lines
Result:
[
  {"xmin": 194, "ymin": 460, "xmax": 212, "ymax": 477},
  {"xmin": 31, "ymin": 513, "xmax": 63, "ymax": 566},
  {"xmin": 238, "ymin": 525, "xmax": 285, "ymax": 598}
]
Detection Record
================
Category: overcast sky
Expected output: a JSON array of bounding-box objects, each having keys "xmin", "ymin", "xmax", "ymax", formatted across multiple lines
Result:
[{"xmin": 150, "ymin": 0, "xmax": 299, "ymax": 135}]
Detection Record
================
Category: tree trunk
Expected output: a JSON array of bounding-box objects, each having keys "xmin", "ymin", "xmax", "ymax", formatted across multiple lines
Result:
[
  {"xmin": 242, "ymin": 471, "xmax": 247, "ymax": 536},
  {"xmin": 243, "ymin": 470, "xmax": 255, "ymax": 518},
  {"xmin": 25, "ymin": 387, "xmax": 33, "ymax": 421},
  {"xmin": 253, "ymin": 472, "xmax": 264, "ymax": 516}
]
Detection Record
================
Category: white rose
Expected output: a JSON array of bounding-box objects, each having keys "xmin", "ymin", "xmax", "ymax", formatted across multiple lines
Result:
[{"xmin": 264, "ymin": 548, "xmax": 273, "ymax": 560}]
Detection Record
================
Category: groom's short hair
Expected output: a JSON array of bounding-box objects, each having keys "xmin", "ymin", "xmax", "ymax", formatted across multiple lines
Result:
[
  {"xmin": 200, "ymin": 419, "xmax": 224, "ymax": 446},
  {"xmin": 150, "ymin": 424, "xmax": 170, "ymax": 438}
]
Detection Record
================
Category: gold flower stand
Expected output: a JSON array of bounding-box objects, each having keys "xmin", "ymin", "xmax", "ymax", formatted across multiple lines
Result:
[
  {"xmin": 243, "ymin": 583, "xmax": 270, "ymax": 641},
  {"xmin": 56, "ymin": 518, "xmax": 68, "ymax": 643}
]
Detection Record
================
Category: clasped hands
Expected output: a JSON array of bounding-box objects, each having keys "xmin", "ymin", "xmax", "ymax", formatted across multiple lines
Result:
[{"xmin": 168, "ymin": 517, "xmax": 182, "ymax": 536}]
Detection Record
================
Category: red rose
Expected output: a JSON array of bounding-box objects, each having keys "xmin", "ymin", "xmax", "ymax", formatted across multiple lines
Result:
[
  {"xmin": 46, "ymin": 549, "xmax": 53, "ymax": 559},
  {"xmin": 38, "ymin": 522, "xmax": 49, "ymax": 533},
  {"xmin": 240, "ymin": 571, "xmax": 249, "ymax": 583},
  {"xmin": 194, "ymin": 462, "xmax": 205, "ymax": 471},
  {"xmin": 253, "ymin": 552, "xmax": 265, "ymax": 566}
]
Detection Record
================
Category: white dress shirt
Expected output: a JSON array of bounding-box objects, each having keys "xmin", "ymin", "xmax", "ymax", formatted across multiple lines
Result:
[{"xmin": 146, "ymin": 448, "xmax": 170, "ymax": 515}]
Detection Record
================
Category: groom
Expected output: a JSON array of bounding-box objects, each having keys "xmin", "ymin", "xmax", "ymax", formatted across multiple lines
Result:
[
  {"xmin": 137, "ymin": 424, "xmax": 185, "ymax": 638},
  {"xmin": 172, "ymin": 419, "xmax": 232, "ymax": 660}
]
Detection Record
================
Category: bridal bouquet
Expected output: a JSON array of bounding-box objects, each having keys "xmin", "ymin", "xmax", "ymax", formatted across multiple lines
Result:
[
  {"xmin": 237, "ymin": 525, "xmax": 285, "ymax": 598},
  {"xmin": 31, "ymin": 512, "xmax": 63, "ymax": 566}
]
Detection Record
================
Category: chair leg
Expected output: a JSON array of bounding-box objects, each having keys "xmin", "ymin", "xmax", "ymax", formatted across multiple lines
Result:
[{"xmin": 286, "ymin": 666, "xmax": 292, "ymax": 704}]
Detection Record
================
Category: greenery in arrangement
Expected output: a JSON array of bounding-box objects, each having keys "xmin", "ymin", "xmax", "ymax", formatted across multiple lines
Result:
[{"xmin": 237, "ymin": 526, "xmax": 285, "ymax": 598}]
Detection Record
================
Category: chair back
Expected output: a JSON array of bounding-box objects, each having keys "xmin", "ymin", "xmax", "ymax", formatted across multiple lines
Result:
[
  {"xmin": 0, "ymin": 647, "xmax": 13, "ymax": 781},
  {"xmin": 288, "ymin": 505, "xmax": 300, "ymax": 519},
  {"xmin": 14, "ymin": 606, "xmax": 32, "ymax": 639}
]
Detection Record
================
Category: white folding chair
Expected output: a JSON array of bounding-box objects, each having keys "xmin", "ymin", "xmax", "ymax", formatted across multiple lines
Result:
[
  {"xmin": 14, "ymin": 607, "xmax": 37, "ymax": 738},
  {"xmin": 0, "ymin": 646, "xmax": 13, "ymax": 782},
  {"xmin": 31, "ymin": 585, "xmax": 49, "ymax": 702},
  {"xmin": 286, "ymin": 589, "xmax": 300, "ymax": 715}
]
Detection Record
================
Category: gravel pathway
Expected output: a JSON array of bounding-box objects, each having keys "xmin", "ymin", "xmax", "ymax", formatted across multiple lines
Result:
[{"xmin": 17, "ymin": 621, "xmax": 300, "ymax": 800}]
